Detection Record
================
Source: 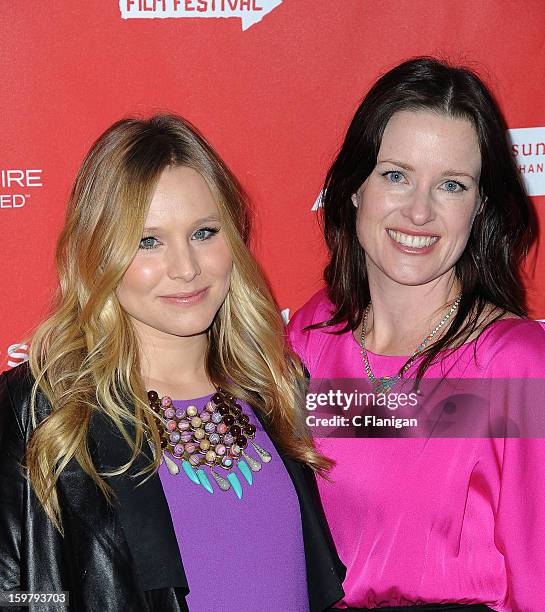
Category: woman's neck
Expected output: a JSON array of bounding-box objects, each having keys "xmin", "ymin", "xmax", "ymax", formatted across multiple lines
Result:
[
  {"xmin": 362, "ymin": 274, "xmax": 460, "ymax": 356},
  {"xmin": 132, "ymin": 318, "xmax": 215, "ymax": 400}
]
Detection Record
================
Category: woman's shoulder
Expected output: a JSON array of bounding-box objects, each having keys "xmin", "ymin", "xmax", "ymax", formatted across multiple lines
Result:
[
  {"xmin": 287, "ymin": 288, "xmax": 352, "ymax": 373},
  {"xmin": 288, "ymin": 288, "xmax": 334, "ymax": 329},
  {"xmin": 478, "ymin": 317, "xmax": 545, "ymax": 350},
  {"xmin": 288, "ymin": 288, "xmax": 337, "ymax": 350},
  {"xmin": 1, "ymin": 361, "xmax": 34, "ymax": 402},
  {"xmin": 288, "ymin": 287, "xmax": 349, "ymax": 337},
  {"xmin": 0, "ymin": 362, "xmax": 41, "ymax": 438},
  {"xmin": 475, "ymin": 317, "xmax": 545, "ymax": 375}
]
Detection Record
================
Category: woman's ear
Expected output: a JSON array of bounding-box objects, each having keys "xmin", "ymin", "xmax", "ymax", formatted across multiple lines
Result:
[
  {"xmin": 351, "ymin": 192, "xmax": 359, "ymax": 208},
  {"xmin": 472, "ymin": 193, "xmax": 487, "ymax": 222}
]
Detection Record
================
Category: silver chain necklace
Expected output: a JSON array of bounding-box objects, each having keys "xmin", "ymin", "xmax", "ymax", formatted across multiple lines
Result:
[{"xmin": 360, "ymin": 295, "xmax": 462, "ymax": 394}]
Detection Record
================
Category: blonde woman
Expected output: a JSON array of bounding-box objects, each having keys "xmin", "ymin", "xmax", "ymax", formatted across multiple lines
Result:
[{"xmin": 0, "ymin": 115, "xmax": 344, "ymax": 612}]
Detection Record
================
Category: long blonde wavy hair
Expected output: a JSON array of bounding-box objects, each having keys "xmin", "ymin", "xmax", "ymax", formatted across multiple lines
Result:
[{"xmin": 27, "ymin": 114, "xmax": 328, "ymax": 531}]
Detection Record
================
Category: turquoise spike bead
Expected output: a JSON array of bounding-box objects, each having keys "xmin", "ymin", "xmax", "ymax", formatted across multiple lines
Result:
[
  {"xmin": 238, "ymin": 459, "xmax": 253, "ymax": 485},
  {"xmin": 227, "ymin": 472, "xmax": 243, "ymax": 499},
  {"xmin": 196, "ymin": 469, "xmax": 214, "ymax": 494},
  {"xmin": 181, "ymin": 460, "xmax": 200, "ymax": 485}
]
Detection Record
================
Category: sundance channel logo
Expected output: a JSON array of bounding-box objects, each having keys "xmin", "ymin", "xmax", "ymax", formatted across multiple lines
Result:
[
  {"xmin": 509, "ymin": 127, "xmax": 545, "ymax": 197},
  {"xmin": 119, "ymin": 0, "xmax": 282, "ymax": 30},
  {"xmin": 0, "ymin": 168, "xmax": 43, "ymax": 210}
]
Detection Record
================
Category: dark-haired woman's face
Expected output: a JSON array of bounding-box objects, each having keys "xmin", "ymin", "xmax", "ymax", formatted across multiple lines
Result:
[{"xmin": 352, "ymin": 110, "xmax": 481, "ymax": 290}]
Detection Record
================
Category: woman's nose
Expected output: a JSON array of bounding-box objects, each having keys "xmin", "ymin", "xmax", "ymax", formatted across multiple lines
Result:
[
  {"xmin": 166, "ymin": 242, "xmax": 201, "ymax": 282},
  {"xmin": 401, "ymin": 185, "xmax": 435, "ymax": 225}
]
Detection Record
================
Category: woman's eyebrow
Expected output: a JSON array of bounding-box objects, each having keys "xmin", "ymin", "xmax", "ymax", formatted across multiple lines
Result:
[
  {"xmin": 440, "ymin": 169, "xmax": 477, "ymax": 180},
  {"xmin": 142, "ymin": 215, "xmax": 221, "ymax": 233},
  {"xmin": 376, "ymin": 159, "xmax": 414, "ymax": 171},
  {"xmin": 192, "ymin": 214, "xmax": 221, "ymax": 224}
]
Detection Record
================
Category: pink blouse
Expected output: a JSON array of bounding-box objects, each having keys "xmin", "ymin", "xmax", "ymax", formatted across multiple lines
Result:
[{"xmin": 288, "ymin": 289, "xmax": 545, "ymax": 611}]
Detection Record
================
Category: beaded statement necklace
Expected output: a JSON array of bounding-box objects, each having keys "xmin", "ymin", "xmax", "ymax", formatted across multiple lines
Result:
[
  {"xmin": 360, "ymin": 295, "xmax": 462, "ymax": 394},
  {"xmin": 147, "ymin": 388, "xmax": 272, "ymax": 499}
]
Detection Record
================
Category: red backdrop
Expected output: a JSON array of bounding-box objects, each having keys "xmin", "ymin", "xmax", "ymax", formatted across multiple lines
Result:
[{"xmin": 1, "ymin": 1, "xmax": 544, "ymax": 369}]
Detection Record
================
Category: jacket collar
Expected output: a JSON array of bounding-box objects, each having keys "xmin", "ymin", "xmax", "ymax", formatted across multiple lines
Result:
[{"xmin": 88, "ymin": 411, "xmax": 189, "ymax": 593}]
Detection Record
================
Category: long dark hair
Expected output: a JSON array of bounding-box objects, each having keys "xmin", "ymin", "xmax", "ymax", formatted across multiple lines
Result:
[{"xmin": 315, "ymin": 57, "xmax": 535, "ymax": 376}]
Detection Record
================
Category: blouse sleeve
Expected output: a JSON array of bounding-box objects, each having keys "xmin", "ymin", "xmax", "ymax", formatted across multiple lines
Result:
[
  {"xmin": 494, "ymin": 437, "xmax": 545, "ymax": 610},
  {"xmin": 483, "ymin": 320, "xmax": 545, "ymax": 610},
  {"xmin": 287, "ymin": 288, "xmax": 331, "ymax": 374}
]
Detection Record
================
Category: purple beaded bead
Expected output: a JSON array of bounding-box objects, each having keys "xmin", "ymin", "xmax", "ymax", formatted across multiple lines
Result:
[
  {"xmin": 200, "ymin": 411, "xmax": 211, "ymax": 423},
  {"xmin": 166, "ymin": 420, "xmax": 177, "ymax": 431},
  {"xmin": 193, "ymin": 428, "xmax": 205, "ymax": 440},
  {"xmin": 164, "ymin": 407, "xmax": 176, "ymax": 419},
  {"xmin": 161, "ymin": 396, "xmax": 172, "ymax": 407},
  {"xmin": 211, "ymin": 412, "xmax": 222, "ymax": 424},
  {"xmin": 204, "ymin": 422, "xmax": 216, "ymax": 433},
  {"xmin": 173, "ymin": 444, "xmax": 184, "ymax": 456},
  {"xmin": 189, "ymin": 454, "xmax": 201, "ymax": 467},
  {"xmin": 185, "ymin": 443, "xmax": 197, "ymax": 454},
  {"xmin": 177, "ymin": 419, "xmax": 190, "ymax": 431},
  {"xmin": 223, "ymin": 433, "xmax": 235, "ymax": 446},
  {"xmin": 209, "ymin": 433, "xmax": 220, "ymax": 445},
  {"xmin": 180, "ymin": 431, "xmax": 193, "ymax": 443},
  {"xmin": 175, "ymin": 408, "xmax": 186, "ymax": 419},
  {"xmin": 217, "ymin": 423, "xmax": 228, "ymax": 435},
  {"xmin": 215, "ymin": 444, "xmax": 226, "ymax": 456},
  {"xmin": 169, "ymin": 431, "xmax": 181, "ymax": 444},
  {"xmin": 205, "ymin": 400, "xmax": 215, "ymax": 413}
]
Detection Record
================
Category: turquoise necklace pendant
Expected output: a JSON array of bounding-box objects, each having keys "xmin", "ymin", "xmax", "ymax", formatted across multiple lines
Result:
[{"xmin": 372, "ymin": 376, "xmax": 398, "ymax": 395}]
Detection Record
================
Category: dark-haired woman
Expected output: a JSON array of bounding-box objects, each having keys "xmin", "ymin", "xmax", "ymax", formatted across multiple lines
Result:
[
  {"xmin": 0, "ymin": 115, "xmax": 344, "ymax": 611},
  {"xmin": 289, "ymin": 58, "xmax": 545, "ymax": 611}
]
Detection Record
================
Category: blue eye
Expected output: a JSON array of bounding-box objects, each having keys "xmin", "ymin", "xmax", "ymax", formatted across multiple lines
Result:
[
  {"xmin": 192, "ymin": 227, "xmax": 220, "ymax": 241},
  {"xmin": 442, "ymin": 180, "xmax": 467, "ymax": 193},
  {"xmin": 382, "ymin": 170, "xmax": 405, "ymax": 183},
  {"xmin": 139, "ymin": 236, "xmax": 160, "ymax": 250}
]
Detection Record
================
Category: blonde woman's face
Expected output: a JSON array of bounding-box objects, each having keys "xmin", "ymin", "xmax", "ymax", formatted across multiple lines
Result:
[{"xmin": 117, "ymin": 166, "xmax": 233, "ymax": 339}]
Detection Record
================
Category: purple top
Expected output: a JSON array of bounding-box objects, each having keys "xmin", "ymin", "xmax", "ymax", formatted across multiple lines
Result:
[
  {"xmin": 288, "ymin": 288, "xmax": 545, "ymax": 612},
  {"xmin": 158, "ymin": 394, "xmax": 309, "ymax": 612}
]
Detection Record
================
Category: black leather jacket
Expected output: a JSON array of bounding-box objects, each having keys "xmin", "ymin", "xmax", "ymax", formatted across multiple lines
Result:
[{"xmin": 0, "ymin": 364, "xmax": 345, "ymax": 612}]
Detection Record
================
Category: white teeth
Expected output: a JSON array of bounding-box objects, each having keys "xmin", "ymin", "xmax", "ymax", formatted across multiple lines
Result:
[{"xmin": 387, "ymin": 230, "xmax": 438, "ymax": 248}]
